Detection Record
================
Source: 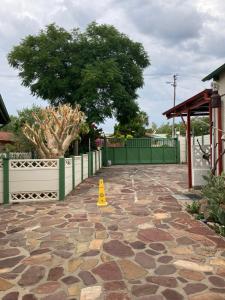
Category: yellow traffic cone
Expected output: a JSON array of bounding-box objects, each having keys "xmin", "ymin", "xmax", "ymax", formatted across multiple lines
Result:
[{"xmin": 97, "ymin": 179, "xmax": 108, "ymax": 206}]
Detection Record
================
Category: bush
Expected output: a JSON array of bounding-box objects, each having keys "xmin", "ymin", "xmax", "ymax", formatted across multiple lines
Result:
[
  {"xmin": 186, "ymin": 201, "xmax": 200, "ymax": 214},
  {"xmin": 202, "ymin": 173, "xmax": 225, "ymax": 226}
]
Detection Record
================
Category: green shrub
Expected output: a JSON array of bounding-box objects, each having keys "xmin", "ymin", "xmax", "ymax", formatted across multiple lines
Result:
[{"xmin": 186, "ymin": 201, "xmax": 200, "ymax": 214}]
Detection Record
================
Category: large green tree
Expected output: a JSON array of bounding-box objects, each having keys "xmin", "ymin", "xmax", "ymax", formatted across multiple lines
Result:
[{"xmin": 8, "ymin": 22, "xmax": 150, "ymax": 125}]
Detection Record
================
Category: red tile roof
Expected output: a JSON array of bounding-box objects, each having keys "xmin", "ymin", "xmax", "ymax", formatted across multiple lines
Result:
[{"xmin": 0, "ymin": 132, "xmax": 14, "ymax": 142}]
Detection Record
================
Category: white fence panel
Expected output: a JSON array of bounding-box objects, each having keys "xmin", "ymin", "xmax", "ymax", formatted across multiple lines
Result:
[
  {"xmin": 179, "ymin": 136, "xmax": 186, "ymax": 163},
  {"xmin": 99, "ymin": 150, "xmax": 102, "ymax": 168},
  {"xmin": 192, "ymin": 145, "xmax": 210, "ymax": 186},
  {"xmin": 74, "ymin": 156, "xmax": 82, "ymax": 186},
  {"xmin": 93, "ymin": 151, "xmax": 96, "ymax": 174},
  {"xmin": 83, "ymin": 154, "xmax": 88, "ymax": 179},
  {"xmin": 96, "ymin": 151, "xmax": 99, "ymax": 171},
  {"xmin": 9, "ymin": 159, "xmax": 59, "ymax": 203},
  {"xmin": 65, "ymin": 158, "xmax": 73, "ymax": 195}
]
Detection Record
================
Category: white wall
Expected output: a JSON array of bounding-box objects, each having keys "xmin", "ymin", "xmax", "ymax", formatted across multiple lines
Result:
[
  {"xmin": 179, "ymin": 136, "xmax": 186, "ymax": 163},
  {"xmin": 96, "ymin": 151, "xmax": 99, "ymax": 171},
  {"xmin": 93, "ymin": 151, "xmax": 96, "ymax": 174},
  {"xmin": 9, "ymin": 159, "xmax": 59, "ymax": 203},
  {"xmin": 65, "ymin": 158, "xmax": 73, "ymax": 196}
]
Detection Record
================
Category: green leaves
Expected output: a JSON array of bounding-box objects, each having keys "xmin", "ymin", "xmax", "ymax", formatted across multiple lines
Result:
[{"xmin": 8, "ymin": 22, "xmax": 150, "ymax": 125}]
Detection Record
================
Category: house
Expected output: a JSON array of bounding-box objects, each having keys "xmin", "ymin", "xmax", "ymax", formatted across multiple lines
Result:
[
  {"xmin": 202, "ymin": 63, "xmax": 225, "ymax": 176},
  {"xmin": 0, "ymin": 132, "xmax": 14, "ymax": 151}
]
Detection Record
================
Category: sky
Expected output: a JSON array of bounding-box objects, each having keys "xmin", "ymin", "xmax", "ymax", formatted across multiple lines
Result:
[{"xmin": 0, "ymin": 0, "xmax": 225, "ymax": 133}]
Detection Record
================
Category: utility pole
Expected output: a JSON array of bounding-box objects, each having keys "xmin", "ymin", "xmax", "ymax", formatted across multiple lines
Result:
[{"xmin": 167, "ymin": 74, "xmax": 178, "ymax": 137}]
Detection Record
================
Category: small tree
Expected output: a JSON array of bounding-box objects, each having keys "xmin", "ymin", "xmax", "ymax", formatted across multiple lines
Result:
[{"xmin": 22, "ymin": 104, "xmax": 88, "ymax": 158}]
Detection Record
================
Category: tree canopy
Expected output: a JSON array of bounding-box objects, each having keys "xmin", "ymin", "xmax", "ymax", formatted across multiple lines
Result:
[{"xmin": 8, "ymin": 22, "xmax": 150, "ymax": 125}]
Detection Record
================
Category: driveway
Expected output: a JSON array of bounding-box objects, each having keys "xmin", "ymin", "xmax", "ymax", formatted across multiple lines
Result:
[{"xmin": 0, "ymin": 165, "xmax": 225, "ymax": 300}]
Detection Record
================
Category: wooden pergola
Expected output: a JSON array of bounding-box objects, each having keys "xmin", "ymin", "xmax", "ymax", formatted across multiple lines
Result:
[{"xmin": 163, "ymin": 89, "xmax": 217, "ymax": 188}]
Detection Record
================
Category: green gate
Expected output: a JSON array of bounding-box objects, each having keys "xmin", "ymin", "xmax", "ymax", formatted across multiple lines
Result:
[{"xmin": 103, "ymin": 137, "xmax": 180, "ymax": 165}]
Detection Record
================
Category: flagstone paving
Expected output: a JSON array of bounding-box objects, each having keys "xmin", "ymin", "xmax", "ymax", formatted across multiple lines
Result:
[{"xmin": 0, "ymin": 164, "xmax": 225, "ymax": 299}]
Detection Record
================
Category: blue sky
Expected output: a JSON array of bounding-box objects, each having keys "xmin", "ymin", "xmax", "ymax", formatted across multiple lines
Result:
[{"xmin": 0, "ymin": 0, "xmax": 225, "ymax": 133}]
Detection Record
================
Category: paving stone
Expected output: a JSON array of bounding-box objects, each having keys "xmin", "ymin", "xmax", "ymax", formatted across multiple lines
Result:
[
  {"xmin": 104, "ymin": 280, "xmax": 126, "ymax": 291},
  {"xmin": 89, "ymin": 239, "xmax": 103, "ymax": 250},
  {"xmin": 22, "ymin": 254, "xmax": 52, "ymax": 265},
  {"xmin": 118, "ymin": 259, "xmax": 147, "ymax": 279},
  {"xmin": 188, "ymin": 292, "xmax": 225, "ymax": 300},
  {"xmin": 171, "ymin": 246, "xmax": 193, "ymax": 255},
  {"xmin": 210, "ymin": 257, "xmax": 225, "ymax": 267},
  {"xmin": 138, "ymin": 228, "xmax": 173, "ymax": 242},
  {"xmin": 135, "ymin": 252, "xmax": 156, "ymax": 269},
  {"xmin": 0, "ymin": 255, "xmax": 25, "ymax": 269},
  {"xmin": 0, "ymin": 248, "xmax": 20, "ymax": 258},
  {"xmin": 0, "ymin": 277, "xmax": 14, "ymax": 291},
  {"xmin": 18, "ymin": 266, "xmax": 45, "ymax": 286},
  {"xmin": 130, "ymin": 241, "xmax": 146, "ymax": 249},
  {"xmin": 131, "ymin": 284, "xmax": 159, "ymax": 297},
  {"xmin": 137, "ymin": 296, "xmax": 163, "ymax": 300},
  {"xmin": 208, "ymin": 276, "xmax": 225, "ymax": 287},
  {"xmin": 78, "ymin": 271, "xmax": 97, "ymax": 285},
  {"xmin": 178, "ymin": 269, "xmax": 204, "ymax": 281},
  {"xmin": 22, "ymin": 294, "xmax": 38, "ymax": 300},
  {"xmin": 68, "ymin": 258, "xmax": 83, "ymax": 272},
  {"xmin": 146, "ymin": 276, "xmax": 177, "ymax": 288},
  {"xmin": 155, "ymin": 264, "xmax": 177, "ymax": 275},
  {"xmin": 40, "ymin": 291, "xmax": 67, "ymax": 300},
  {"xmin": 93, "ymin": 261, "xmax": 122, "ymax": 280},
  {"xmin": 176, "ymin": 236, "xmax": 195, "ymax": 245},
  {"xmin": 108, "ymin": 225, "xmax": 118, "ymax": 231},
  {"xmin": 183, "ymin": 283, "xmax": 207, "ymax": 295},
  {"xmin": 47, "ymin": 266, "xmax": 64, "ymax": 281},
  {"xmin": 53, "ymin": 250, "xmax": 72, "ymax": 258},
  {"xmin": 157, "ymin": 256, "xmax": 173, "ymax": 263},
  {"xmin": 149, "ymin": 243, "xmax": 165, "ymax": 251},
  {"xmin": 96, "ymin": 231, "xmax": 108, "ymax": 239},
  {"xmin": 105, "ymin": 292, "xmax": 130, "ymax": 300},
  {"xmin": 162, "ymin": 288, "xmax": 183, "ymax": 300},
  {"xmin": 173, "ymin": 260, "xmax": 213, "ymax": 272},
  {"xmin": 81, "ymin": 250, "xmax": 99, "ymax": 257},
  {"xmin": 2, "ymin": 292, "xmax": 19, "ymax": 300},
  {"xmin": 68, "ymin": 283, "xmax": 81, "ymax": 296},
  {"xmin": 32, "ymin": 281, "xmax": 61, "ymax": 294},
  {"xmin": 62, "ymin": 276, "xmax": 80, "ymax": 285},
  {"xmin": 80, "ymin": 286, "xmax": 102, "ymax": 300},
  {"xmin": 80, "ymin": 258, "xmax": 98, "ymax": 270},
  {"xmin": 76, "ymin": 242, "xmax": 89, "ymax": 254},
  {"xmin": 103, "ymin": 240, "xmax": 134, "ymax": 257}
]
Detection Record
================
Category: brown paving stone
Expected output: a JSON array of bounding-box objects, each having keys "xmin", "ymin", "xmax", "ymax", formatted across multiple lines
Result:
[
  {"xmin": 104, "ymin": 281, "xmax": 126, "ymax": 291},
  {"xmin": 131, "ymin": 283, "xmax": 159, "ymax": 297},
  {"xmin": 118, "ymin": 259, "xmax": 147, "ymax": 280},
  {"xmin": 138, "ymin": 228, "xmax": 173, "ymax": 242},
  {"xmin": 130, "ymin": 240, "xmax": 146, "ymax": 249},
  {"xmin": 0, "ymin": 255, "xmax": 25, "ymax": 269},
  {"xmin": 105, "ymin": 292, "xmax": 130, "ymax": 300},
  {"xmin": 178, "ymin": 269, "xmax": 204, "ymax": 281},
  {"xmin": 155, "ymin": 264, "xmax": 177, "ymax": 275},
  {"xmin": 78, "ymin": 271, "xmax": 97, "ymax": 285},
  {"xmin": 80, "ymin": 258, "xmax": 98, "ymax": 270},
  {"xmin": 62, "ymin": 275, "xmax": 80, "ymax": 284},
  {"xmin": 18, "ymin": 266, "xmax": 45, "ymax": 286},
  {"xmin": 32, "ymin": 281, "xmax": 61, "ymax": 294},
  {"xmin": 103, "ymin": 240, "xmax": 134, "ymax": 257},
  {"xmin": 146, "ymin": 276, "xmax": 177, "ymax": 288},
  {"xmin": 183, "ymin": 283, "xmax": 207, "ymax": 295},
  {"xmin": 188, "ymin": 292, "xmax": 225, "ymax": 300},
  {"xmin": 149, "ymin": 243, "xmax": 166, "ymax": 251},
  {"xmin": 2, "ymin": 292, "xmax": 19, "ymax": 300},
  {"xmin": 40, "ymin": 290, "xmax": 67, "ymax": 300},
  {"xmin": 93, "ymin": 261, "xmax": 122, "ymax": 281},
  {"xmin": 135, "ymin": 252, "xmax": 156, "ymax": 269},
  {"xmin": 162, "ymin": 288, "xmax": 184, "ymax": 300},
  {"xmin": 157, "ymin": 255, "xmax": 173, "ymax": 263},
  {"xmin": 208, "ymin": 276, "xmax": 225, "ymax": 287},
  {"xmin": 22, "ymin": 294, "xmax": 38, "ymax": 300},
  {"xmin": 0, "ymin": 248, "xmax": 20, "ymax": 258},
  {"xmin": 47, "ymin": 266, "xmax": 64, "ymax": 281}
]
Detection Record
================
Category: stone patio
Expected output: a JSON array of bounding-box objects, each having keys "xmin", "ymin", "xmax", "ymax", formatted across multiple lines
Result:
[{"xmin": 0, "ymin": 164, "xmax": 225, "ymax": 300}]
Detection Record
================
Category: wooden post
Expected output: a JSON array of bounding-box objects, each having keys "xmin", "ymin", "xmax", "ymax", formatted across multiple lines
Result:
[
  {"xmin": 187, "ymin": 110, "xmax": 192, "ymax": 188},
  {"xmin": 209, "ymin": 103, "xmax": 212, "ymax": 166},
  {"xmin": 217, "ymin": 105, "xmax": 223, "ymax": 174}
]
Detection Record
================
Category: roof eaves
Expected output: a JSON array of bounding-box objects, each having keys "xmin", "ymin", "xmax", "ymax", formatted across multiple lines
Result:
[{"xmin": 202, "ymin": 63, "xmax": 225, "ymax": 82}]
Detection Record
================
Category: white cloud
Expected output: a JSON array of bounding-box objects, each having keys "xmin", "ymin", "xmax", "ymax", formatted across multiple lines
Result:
[{"xmin": 0, "ymin": 0, "xmax": 224, "ymax": 133}]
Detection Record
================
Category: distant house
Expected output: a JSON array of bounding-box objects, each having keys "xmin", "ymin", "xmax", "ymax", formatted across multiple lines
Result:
[{"xmin": 0, "ymin": 132, "xmax": 14, "ymax": 151}]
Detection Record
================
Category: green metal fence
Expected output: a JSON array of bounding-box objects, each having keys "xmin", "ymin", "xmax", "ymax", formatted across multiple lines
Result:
[{"xmin": 103, "ymin": 138, "xmax": 180, "ymax": 165}]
